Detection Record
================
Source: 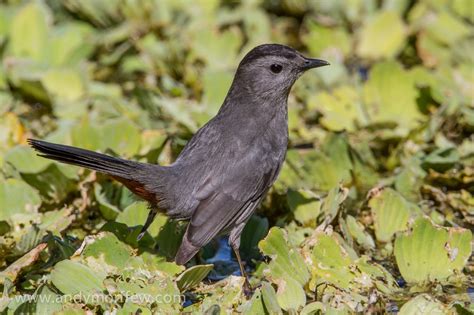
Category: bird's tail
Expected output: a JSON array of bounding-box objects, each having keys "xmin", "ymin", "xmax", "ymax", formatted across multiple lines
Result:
[
  {"xmin": 27, "ymin": 139, "xmax": 142, "ymax": 178},
  {"xmin": 29, "ymin": 139, "xmax": 166, "ymax": 240}
]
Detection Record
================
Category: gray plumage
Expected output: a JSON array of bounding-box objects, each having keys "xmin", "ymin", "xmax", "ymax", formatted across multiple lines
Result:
[{"xmin": 28, "ymin": 44, "xmax": 329, "ymax": 271}]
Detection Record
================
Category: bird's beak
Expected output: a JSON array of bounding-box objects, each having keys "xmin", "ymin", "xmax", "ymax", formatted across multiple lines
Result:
[{"xmin": 302, "ymin": 58, "xmax": 330, "ymax": 70}]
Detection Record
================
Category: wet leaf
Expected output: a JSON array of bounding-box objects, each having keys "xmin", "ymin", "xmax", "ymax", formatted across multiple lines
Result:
[
  {"xmin": 8, "ymin": 2, "xmax": 50, "ymax": 62},
  {"xmin": 240, "ymin": 288, "xmax": 266, "ymax": 314},
  {"xmin": 425, "ymin": 11, "xmax": 470, "ymax": 46},
  {"xmin": 0, "ymin": 178, "xmax": 40, "ymax": 221},
  {"xmin": 275, "ymin": 276, "xmax": 306, "ymax": 312},
  {"xmin": 101, "ymin": 118, "xmax": 141, "ymax": 157},
  {"xmin": 50, "ymin": 260, "xmax": 106, "ymax": 295},
  {"xmin": 4, "ymin": 145, "xmax": 51, "ymax": 174},
  {"xmin": 345, "ymin": 215, "xmax": 375, "ymax": 250},
  {"xmin": 115, "ymin": 201, "xmax": 164, "ymax": 238},
  {"xmin": 258, "ymin": 227, "xmax": 310, "ymax": 286},
  {"xmin": 369, "ymin": 188, "xmax": 413, "ymax": 243},
  {"xmin": 303, "ymin": 23, "xmax": 351, "ymax": 58},
  {"xmin": 309, "ymin": 86, "xmax": 366, "ymax": 131},
  {"xmin": 260, "ymin": 281, "xmax": 281, "ymax": 314},
  {"xmin": 394, "ymin": 217, "xmax": 472, "ymax": 284},
  {"xmin": 357, "ymin": 10, "xmax": 406, "ymax": 59},
  {"xmin": 0, "ymin": 1, "xmax": 472, "ymax": 312},
  {"xmin": 22, "ymin": 164, "xmax": 77, "ymax": 202},
  {"xmin": 81, "ymin": 232, "xmax": 134, "ymax": 269},
  {"xmin": 240, "ymin": 215, "xmax": 269, "ymax": 260},
  {"xmin": 363, "ymin": 61, "xmax": 424, "ymax": 133},
  {"xmin": 421, "ymin": 147, "xmax": 459, "ymax": 172},
  {"xmin": 42, "ymin": 68, "xmax": 85, "ymax": 103},
  {"xmin": 176, "ymin": 264, "xmax": 213, "ymax": 291},
  {"xmin": 287, "ymin": 189, "xmax": 321, "ymax": 226},
  {"xmin": 310, "ymin": 232, "xmax": 355, "ymax": 289},
  {"xmin": 319, "ymin": 185, "xmax": 349, "ymax": 227},
  {"xmin": 399, "ymin": 294, "xmax": 451, "ymax": 315}
]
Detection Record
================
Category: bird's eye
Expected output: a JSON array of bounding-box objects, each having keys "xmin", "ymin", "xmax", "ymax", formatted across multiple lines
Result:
[{"xmin": 270, "ymin": 64, "xmax": 283, "ymax": 73}]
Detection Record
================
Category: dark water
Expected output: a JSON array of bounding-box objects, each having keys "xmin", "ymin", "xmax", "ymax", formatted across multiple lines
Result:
[{"xmin": 205, "ymin": 237, "xmax": 242, "ymax": 281}]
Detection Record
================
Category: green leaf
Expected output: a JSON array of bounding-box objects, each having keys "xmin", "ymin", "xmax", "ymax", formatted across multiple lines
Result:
[
  {"xmin": 258, "ymin": 227, "xmax": 310, "ymax": 286},
  {"xmin": 22, "ymin": 164, "xmax": 77, "ymax": 202},
  {"xmin": 11, "ymin": 285, "xmax": 64, "ymax": 315},
  {"xmin": 399, "ymin": 294, "xmax": 450, "ymax": 315},
  {"xmin": 115, "ymin": 201, "xmax": 164, "ymax": 238},
  {"xmin": 395, "ymin": 159, "xmax": 427, "ymax": 202},
  {"xmin": 116, "ymin": 276, "xmax": 181, "ymax": 312},
  {"xmin": 95, "ymin": 183, "xmax": 133, "ymax": 220},
  {"xmin": 357, "ymin": 10, "xmax": 406, "ymax": 59},
  {"xmin": 260, "ymin": 281, "xmax": 281, "ymax": 314},
  {"xmin": 101, "ymin": 118, "xmax": 141, "ymax": 157},
  {"xmin": 0, "ymin": 178, "xmax": 40, "ymax": 221},
  {"xmin": 240, "ymin": 288, "xmax": 266, "ymax": 315},
  {"xmin": 4, "ymin": 145, "xmax": 51, "ymax": 173},
  {"xmin": 417, "ymin": 32, "xmax": 451, "ymax": 67},
  {"xmin": 275, "ymin": 276, "xmax": 306, "ymax": 312},
  {"xmin": 369, "ymin": 188, "xmax": 412, "ymax": 243},
  {"xmin": 193, "ymin": 27, "xmax": 242, "ymax": 70},
  {"xmin": 5, "ymin": 61, "xmax": 50, "ymax": 104},
  {"xmin": 311, "ymin": 233, "xmax": 354, "ymax": 289},
  {"xmin": 421, "ymin": 147, "xmax": 459, "ymax": 172},
  {"xmin": 287, "ymin": 189, "xmax": 321, "ymax": 226},
  {"xmin": 185, "ymin": 276, "xmax": 244, "ymax": 313},
  {"xmin": 81, "ymin": 232, "xmax": 133, "ymax": 269},
  {"xmin": 452, "ymin": 0, "xmax": 474, "ymax": 23},
  {"xmin": 140, "ymin": 252, "xmax": 184, "ymax": 276},
  {"xmin": 71, "ymin": 117, "xmax": 102, "ymax": 151},
  {"xmin": 34, "ymin": 285, "xmax": 64, "ymax": 315},
  {"xmin": 50, "ymin": 260, "xmax": 106, "ymax": 295},
  {"xmin": 282, "ymin": 134, "xmax": 353, "ymax": 191},
  {"xmin": 39, "ymin": 207, "xmax": 74, "ymax": 234},
  {"xmin": 240, "ymin": 215, "xmax": 269, "ymax": 260},
  {"xmin": 363, "ymin": 61, "xmax": 423, "ymax": 133},
  {"xmin": 394, "ymin": 217, "xmax": 472, "ymax": 284},
  {"xmin": 303, "ymin": 23, "xmax": 351, "ymax": 57},
  {"xmin": 309, "ymin": 86, "xmax": 366, "ymax": 131},
  {"xmin": 202, "ymin": 69, "xmax": 233, "ymax": 115},
  {"xmin": 301, "ymin": 302, "xmax": 351, "ymax": 315},
  {"xmin": 117, "ymin": 302, "xmax": 152, "ymax": 315},
  {"xmin": 48, "ymin": 23, "xmax": 94, "ymax": 66},
  {"xmin": 301, "ymin": 302, "xmax": 324, "ymax": 315},
  {"xmin": 8, "ymin": 2, "xmax": 50, "ymax": 62},
  {"xmin": 42, "ymin": 68, "xmax": 85, "ymax": 103},
  {"xmin": 176, "ymin": 264, "xmax": 213, "ymax": 291},
  {"xmin": 345, "ymin": 215, "xmax": 375, "ymax": 249},
  {"xmin": 425, "ymin": 11, "xmax": 470, "ymax": 46}
]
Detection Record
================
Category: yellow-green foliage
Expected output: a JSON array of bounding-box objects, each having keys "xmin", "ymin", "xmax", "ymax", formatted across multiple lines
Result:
[{"xmin": 0, "ymin": 0, "xmax": 472, "ymax": 313}]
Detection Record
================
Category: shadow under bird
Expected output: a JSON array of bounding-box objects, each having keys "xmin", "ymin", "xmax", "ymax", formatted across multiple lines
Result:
[{"xmin": 28, "ymin": 43, "xmax": 329, "ymax": 290}]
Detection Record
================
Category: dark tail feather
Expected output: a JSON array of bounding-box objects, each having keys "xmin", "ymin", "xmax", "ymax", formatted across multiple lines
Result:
[
  {"xmin": 27, "ymin": 139, "xmax": 140, "ymax": 178},
  {"xmin": 174, "ymin": 229, "xmax": 201, "ymax": 265},
  {"xmin": 29, "ymin": 139, "xmax": 166, "ymax": 239}
]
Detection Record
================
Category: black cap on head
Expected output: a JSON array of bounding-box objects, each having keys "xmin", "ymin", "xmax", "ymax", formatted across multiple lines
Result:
[
  {"xmin": 240, "ymin": 44, "xmax": 298, "ymax": 65},
  {"xmin": 240, "ymin": 44, "xmax": 329, "ymax": 70}
]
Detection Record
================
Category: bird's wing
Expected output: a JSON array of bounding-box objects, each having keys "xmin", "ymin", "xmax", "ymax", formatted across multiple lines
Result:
[{"xmin": 175, "ymin": 144, "xmax": 281, "ymax": 264}]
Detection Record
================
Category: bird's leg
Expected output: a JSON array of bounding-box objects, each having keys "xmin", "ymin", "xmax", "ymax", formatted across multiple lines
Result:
[
  {"xmin": 137, "ymin": 205, "xmax": 158, "ymax": 240},
  {"xmin": 231, "ymin": 244, "xmax": 252, "ymax": 297},
  {"xmin": 229, "ymin": 223, "xmax": 254, "ymax": 297}
]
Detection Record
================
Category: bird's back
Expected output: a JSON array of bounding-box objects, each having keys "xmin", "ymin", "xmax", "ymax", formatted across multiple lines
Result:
[{"xmin": 162, "ymin": 99, "xmax": 288, "ymax": 221}]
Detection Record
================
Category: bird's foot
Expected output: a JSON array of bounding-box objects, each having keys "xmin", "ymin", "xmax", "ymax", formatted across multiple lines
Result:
[{"xmin": 243, "ymin": 278, "xmax": 253, "ymax": 298}]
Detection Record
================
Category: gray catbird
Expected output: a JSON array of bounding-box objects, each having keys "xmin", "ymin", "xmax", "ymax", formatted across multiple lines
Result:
[{"xmin": 28, "ymin": 44, "xmax": 329, "ymax": 288}]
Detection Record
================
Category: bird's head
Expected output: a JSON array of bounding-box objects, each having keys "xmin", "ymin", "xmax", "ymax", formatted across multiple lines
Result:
[{"xmin": 232, "ymin": 44, "xmax": 329, "ymax": 99}]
